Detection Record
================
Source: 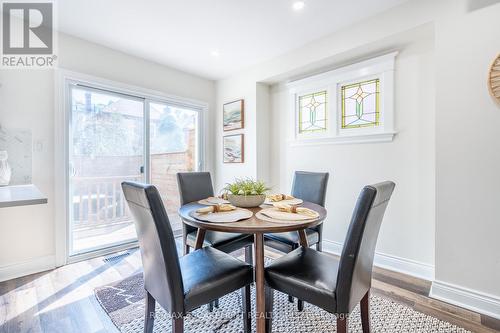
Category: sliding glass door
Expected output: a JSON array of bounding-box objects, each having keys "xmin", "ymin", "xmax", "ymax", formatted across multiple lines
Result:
[
  {"xmin": 69, "ymin": 86, "xmax": 144, "ymax": 255},
  {"xmin": 68, "ymin": 83, "xmax": 203, "ymax": 257},
  {"xmin": 149, "ymin": 102, "xmax": 200, "ymax": 236}
]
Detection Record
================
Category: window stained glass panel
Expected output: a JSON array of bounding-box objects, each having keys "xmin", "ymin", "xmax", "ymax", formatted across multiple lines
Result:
[
  {"xmin": 341, "ymin": 79, "xmax": 380, "ymax": 129},
  {"xmin": 298, "ymin": 91, "xmax": 327, "ymax": 134}
]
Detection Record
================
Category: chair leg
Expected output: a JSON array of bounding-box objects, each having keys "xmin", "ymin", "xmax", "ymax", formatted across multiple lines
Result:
[
  {"xmin": 172, "ymin": 316, "xmax": 184, "ymax": 333},
  {"xmin": 360, "ymin": 290, "xmax": 370, "ymax": 333},
  {"xmin": 182, "ymin": 226, "xmax": 190, "ymax": 255},
  {"xmin": 287, "ymin": 243, "xmax": 298, "ymax": 304},
  {"xmin": 317, "ymin": 225, "xmax": 323, "ymax": 252},
  {"xmin": 289, "ymin": 243, "xmax": 302, "ymax": 307},
  {"xmin": 244, "ymin": 245, "xmax": 253, "ymax": 264},
  {"xmin": 208, "ymin": 302, "xmax": 214, "ymax": 312},
  {"xmin": 242, "ymin": 285, "xmax": 251, "ymax": 333},
  {"xmin": 265, "ymin": 286, "xmax": 274, "ymax": 333},
  {"xmin": 214, "ymin": 298, "xmax": 219, "ymax": 308},
  {"xmin": 144, "ymin": 291, "xmax": 155, "ymax": 333},
  {"xmin": 297, "ymin": 299, "xmax": 304, "ymax": 311},
  {"xmin": 245, "ymin": 245, "xmax": 254, "ymax": 282},
  {"xmin": 337, "ymin": 314, "xmax": 348, "ymax": 333}
]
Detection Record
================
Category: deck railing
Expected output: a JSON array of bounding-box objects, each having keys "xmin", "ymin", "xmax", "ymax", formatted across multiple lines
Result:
[{"xmin": 72, "ymin": 175, "xmax": 142, "ymax": 230}]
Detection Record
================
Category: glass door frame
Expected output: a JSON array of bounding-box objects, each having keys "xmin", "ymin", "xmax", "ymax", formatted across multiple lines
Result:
[
  {"xmin": 60, "ymin": 71, "xmax": 207, "ymax": 264},
  {"xmin": 67, "ymin": 84, "xmax": 146, "ymax": 258}
]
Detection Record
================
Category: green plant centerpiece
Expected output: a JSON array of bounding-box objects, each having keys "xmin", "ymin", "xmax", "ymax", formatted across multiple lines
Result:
[{"xmin": 223, "ymin": 178, "xmax": 270, "ymax": 208}]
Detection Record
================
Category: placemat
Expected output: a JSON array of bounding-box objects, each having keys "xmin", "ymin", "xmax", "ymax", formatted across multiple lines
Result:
[
  {"xmin": 263, "ymin": 198, "xmax": 303, "ymax": 206},
  {"xmin": 198, "ymin": 197, "xmax": 230, "ymax": 205},
  {"xmin": 256, "ymin": 207, "xmax": 318, "ymax": 223},
  {"xmin": 190, "ymin": 208, "xmax": 253, "ymax": 223}
]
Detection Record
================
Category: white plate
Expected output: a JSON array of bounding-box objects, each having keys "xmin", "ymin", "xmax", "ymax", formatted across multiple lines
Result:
[
  {"xmin": 257, "ymin": 207, "xmax": 318, "ymax": 221},
  {"xmin": 190, "ymin": 208, "xmax": 253, "ymax": 223},
  {"xmin": 263, "ymin": 198, "xmax": 303, "ymax": 206},
  {"xmin": 198, "ymin": 197, "xmax": 230, "ymax": 205}
]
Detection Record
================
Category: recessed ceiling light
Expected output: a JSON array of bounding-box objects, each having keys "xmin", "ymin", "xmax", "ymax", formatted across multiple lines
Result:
[
  {"xmin": 292, "ymin": 1, "xmax": 305, "ymax": 11},
  {"xmin": 210, "ymin": 50, "xmax": 220, "ymax": 57}
]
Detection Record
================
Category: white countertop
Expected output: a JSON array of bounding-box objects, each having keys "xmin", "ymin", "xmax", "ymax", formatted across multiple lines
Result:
[{"xmin": 0, "ymin": 184, "xmax": 48, "ymax": 208}]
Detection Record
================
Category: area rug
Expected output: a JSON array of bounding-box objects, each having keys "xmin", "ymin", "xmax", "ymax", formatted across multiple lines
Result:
[{"xmin": 95, "ymin": 273, "xmax": 470, "ymax": 333}]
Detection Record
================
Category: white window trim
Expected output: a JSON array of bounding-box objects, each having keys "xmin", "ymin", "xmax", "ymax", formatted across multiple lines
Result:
[
  {"xmin": 288, "ymin": 52, "xmax": 398, "ymax": 146},
  {"xmin": 54, "ymin": 69, "xmax": 209, "ymax": 266}
]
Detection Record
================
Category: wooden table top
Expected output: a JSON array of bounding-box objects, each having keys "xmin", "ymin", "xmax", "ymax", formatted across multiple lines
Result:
[{"xmin": 178, "ymin": 201, "xmax": 327, "ymax": 234}]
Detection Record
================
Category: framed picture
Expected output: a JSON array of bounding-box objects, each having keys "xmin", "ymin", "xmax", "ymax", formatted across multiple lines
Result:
[
  {"xmin": 223, "ymin": 99, "xmax": 244, "ymax": 131},
  {"xmin": 223, "ymin": 134, "xmax": 244, "ymax": 163}
]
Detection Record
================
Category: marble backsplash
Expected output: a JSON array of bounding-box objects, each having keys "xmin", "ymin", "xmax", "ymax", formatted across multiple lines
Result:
[{"xmin": 0, "ymin": 126, "xmax": 32, "ymax": 185}]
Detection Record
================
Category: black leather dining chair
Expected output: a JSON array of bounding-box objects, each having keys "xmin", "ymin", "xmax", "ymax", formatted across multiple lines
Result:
[
  {"xmin": 264, "ymin": 181, "xmax": 395, "ymax": 333},
  {"xmin": 122, "ymin": 181, "xmax": 253, "ymax": 333},
  {"xmin": 177, "ymin": 172, "xmax": 253, "ymax": 260},
  {"xmin": 264, "ymin": 171, "xmax": 329, "ymax": 252},
  {"xmin": 177, "ymin": 172, "xmax": 254, "ymax": 311},
  {"xmin": 264, "ymin": 170, "xmax": 329, "ymax": 310}
]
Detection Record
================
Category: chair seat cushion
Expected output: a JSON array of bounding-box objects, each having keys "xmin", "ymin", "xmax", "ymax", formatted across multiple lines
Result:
[
  {"xmin": 186, "ymin": 230, "xmax": 253, "ymax": 253},
  {"xmin": 265, "ymin": 247, "xmax": 339, "ymax": 313},
  {"xmin": 264, "ymin": 228, "xmax": 319, "ymax": 246},
  {"xmin": 180, "ymin": 247, "xmax": 253, "ymax": 311}
]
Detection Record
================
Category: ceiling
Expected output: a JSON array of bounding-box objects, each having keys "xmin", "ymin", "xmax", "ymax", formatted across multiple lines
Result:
[{"xmin": 58, "ymin": 0, "xmax": 409, "ymax": 80}]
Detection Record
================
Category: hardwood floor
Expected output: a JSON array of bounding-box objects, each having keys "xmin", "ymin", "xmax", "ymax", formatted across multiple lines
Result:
[{"xmin": 0, "ymin": 241, "xmax": 499, "ymax": 333}]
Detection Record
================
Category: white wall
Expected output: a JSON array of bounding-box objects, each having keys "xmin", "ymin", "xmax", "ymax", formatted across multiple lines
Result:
[
  {"xmin": 256, "ymin": 83, "xmax": 271, "ymax": 185},
  {"xmin": 214, "ymin": 81, "xmax": 271, "ymax": 192},
  {"xmin": 215, "ymin": 76, "xmax": 258, "ymax": 191},
  {"xmin": 432, "ymin": 2, "xmax": 500, "ymax": 309},
  {"xmin": 0, "ymin": 33, "xmax": 215, "ymax": 281},
  {"xmin": 0, "ymin": 70, "xmax": 56, "ymax": 277},
  {"xmin": 269, "ymin": 34, "xmax": 436, "ymax": 270}
]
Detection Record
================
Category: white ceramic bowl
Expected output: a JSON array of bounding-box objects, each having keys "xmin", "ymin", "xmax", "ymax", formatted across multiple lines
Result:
[{"xmin": 227, "ymin": 194, "xmax": 266, "ymax": 208}]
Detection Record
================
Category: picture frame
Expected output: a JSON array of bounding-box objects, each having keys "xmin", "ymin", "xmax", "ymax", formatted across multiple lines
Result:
[
  {"xmin": 223, "ymin": 99, "xmax": 244, "ymax": 131},
  {"xmin": 223, "ymin": 134, "xmax": 244, "ymax": 163}
]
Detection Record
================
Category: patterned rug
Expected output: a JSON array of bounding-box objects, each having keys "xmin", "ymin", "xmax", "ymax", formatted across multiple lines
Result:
[{"xmin": 95, "ymin": 273, "xmax": 470, "ymax": 333}]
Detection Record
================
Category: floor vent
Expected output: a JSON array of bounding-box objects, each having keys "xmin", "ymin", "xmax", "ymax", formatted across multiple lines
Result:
[{"xmin": 103, "ymin": 250, "xmax": 131, "ymax": 263}]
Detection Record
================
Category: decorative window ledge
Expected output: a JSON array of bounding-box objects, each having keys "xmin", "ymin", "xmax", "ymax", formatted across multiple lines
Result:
[{"xmin": 289, "ymin": 131, "xmax": 397, "ymax": 147}]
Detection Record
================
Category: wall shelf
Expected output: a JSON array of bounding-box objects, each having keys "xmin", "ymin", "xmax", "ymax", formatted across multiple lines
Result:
[{"xmin": 0, "ymin": 184, "xmax": 48, "ymax": 208}]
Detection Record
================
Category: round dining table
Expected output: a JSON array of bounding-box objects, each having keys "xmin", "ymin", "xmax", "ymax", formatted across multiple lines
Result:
[{"xmin": 178, "ymin": 201, "xmax": 327, "ymax": 333}]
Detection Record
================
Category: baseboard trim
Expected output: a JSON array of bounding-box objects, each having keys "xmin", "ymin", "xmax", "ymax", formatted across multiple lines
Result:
[
  {"xmin": 0, "ymin": 255, "xmax": 56, "ymax": 283},
  {"xmin": 430, "ymin": 280, "xmax": 500, "ymax": 320},
  {"xmin": 322, "ymin": 239, "xmax": 435, "ymax": 281}
]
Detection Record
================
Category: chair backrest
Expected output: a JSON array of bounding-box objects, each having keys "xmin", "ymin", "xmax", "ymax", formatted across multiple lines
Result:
[
  {"xmin": 291, "ymin": 171, "xmax": 329, "ymax": 207},
  {"xmin": 335, "ymin": 181, "xmax": 395, "ymax": 313},
  {"xmin": 177, "ymin": 172, "xmax": 214, "ymax": 235},
  {"xmin": 177, "ymin": 172, "xmax": 215, "ymax": 206},
  {"xmin": 121, "ymin": 181, "xmax": 184, "ymax": 314}
]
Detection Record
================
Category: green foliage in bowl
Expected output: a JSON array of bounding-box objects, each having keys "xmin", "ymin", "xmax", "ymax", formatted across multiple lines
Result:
[{"xmin": 224, "ymin": 178, "xmax": 270, "ymax": 196}]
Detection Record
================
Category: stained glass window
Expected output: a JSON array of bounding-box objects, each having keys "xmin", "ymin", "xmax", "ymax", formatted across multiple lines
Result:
[
  {"xmin": 341, "ymin": 79, "xmax": 380, "ymax": 129},
  {"xmin": 298, "ymin": 91, "xmax": 327, "ymax": 134}
]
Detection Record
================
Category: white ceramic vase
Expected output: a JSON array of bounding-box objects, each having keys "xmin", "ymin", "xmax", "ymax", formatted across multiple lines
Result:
[{"xmin": 0, "ymin": 151, "xmax": 12, "ymax": 186}]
